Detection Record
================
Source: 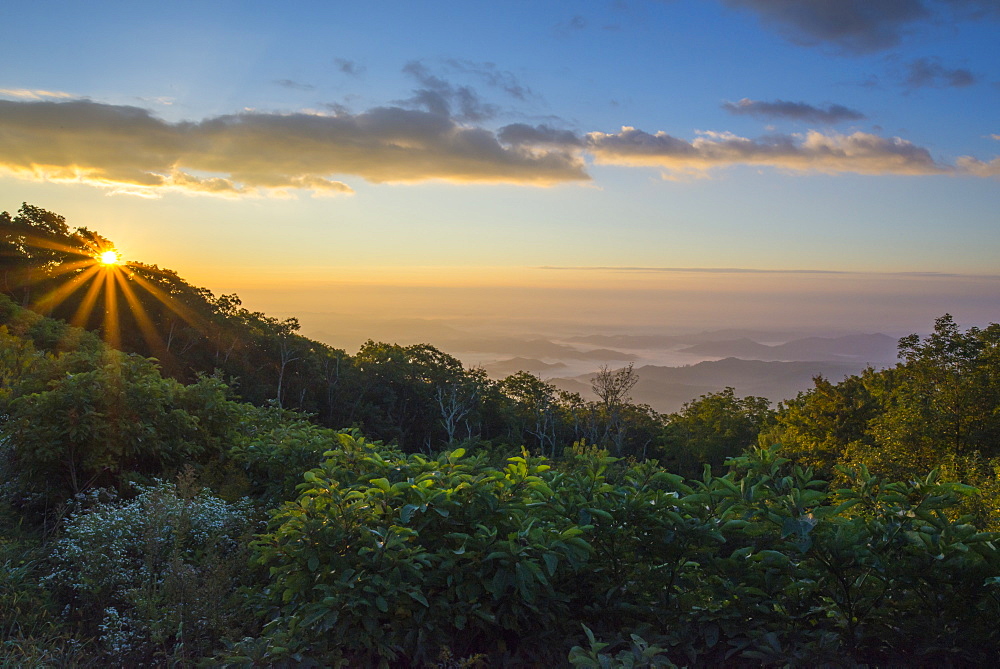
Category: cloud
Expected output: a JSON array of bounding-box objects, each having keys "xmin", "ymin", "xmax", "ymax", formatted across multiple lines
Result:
[
  {"xmin": 335, "ymin": 59, "xmax": 365, "ymax": 76},
  {"xmin": 537, "ymin": 265, "xmax": 1000, "ymax": 278},
  {"xmin": 442, "ymin": 59, "xmax": 534, "ymax": 101},
  {"xmin": 539, "ymin": 265, "xmax": 856, "ymax": 274},
  {"xmin": 0, "ymin": 88, "xmax": 74, "ymax": 100},
  {"xmin": 1, "ymin": 98, "xmax": 995, "ymax": 198},
  {"xmin": 585, "ymin": 126, "xmax": 949, "ymax": 176},
  {"xmin": 0, "ymin": 99, "xmax": 588, "ymax": 197},
  {"xmin": 498, "ymin": 123, "xmax": 584, "ymax": 147},
  {"xmin": 904, "ymin": 57, "xmax": 976, "ymax": 88},
  {"xmin": 723, "ymin": 0, "xmax": 1000, "ymax": 54},
  {"xmin": 135, "ymin": 96, "xmax": 176, "ymax": 107},
  {"xmin": 723, "ymin": 98, "xmax": 866, "ymax": 124},
  {"xmin": 945, "ymin": 0, "xmax": 1000, "ymax": 20},
  {"xmin": 554, "ymin": 14, "xmax": 589, "ymax": 36},
  {"xmin": 722, "ymin": 0, "xmax": 928, "ymax": 53},
  {"xmin": 399, "ymin": 61, "xmax": 499, "ymax": 122},
  {"xmin": 274, "ymin": 79, "xmax": 316, "ymax": 91},
  {"xmin": 955, "ymin": 156, "xmax": 1000, "ymax": 177}
]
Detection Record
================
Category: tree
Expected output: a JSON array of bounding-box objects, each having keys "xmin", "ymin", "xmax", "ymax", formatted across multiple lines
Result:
[
  {"xmin": 0, "ymin": 204, "xmax": 95, "ymax": 307},
  {"xmin": 264, "ymin": 316, "xmax": 302, "ymax": 408},
  {"xmin": 889, "ymin": 314, "xmax": 1000, "ymax": 456},
  {"xmin": 436, "ymin": 366, "xmax": 486, "ymax": 446},
  {"xmin": 769, "ymin": 315, "xmax": 1000, "ymax": 486},
  {"xmin": 500, "ymin": 371, "xmax": 561, "ymax": 457},
  {"xmin": 350, "ymin": 341, "xmax": 469, "ymax": 449},
  {"xmin": 591, "ymin": 362, "xmax": 638, "ymax": 411},
  {"xmin": 662, "ymin": 387, "xmax": 772, "ymax": 477},
  {"xmin": 590, "ymin": 363, "xmax": 639, "ymax": 455},
  {"xmin": 766, "ymin": 371, "xmax": 882, "ymax": 479}
]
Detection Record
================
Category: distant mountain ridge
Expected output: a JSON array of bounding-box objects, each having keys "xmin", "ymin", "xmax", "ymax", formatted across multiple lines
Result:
[
  {"xmin": 551, "ymin": 357, "xmax": 876, "ymax": 414},
  {"xmin": 482, "ymin": 357, "xmax": 567, "ymax": 377},
  {"xmin": 443, "ymin": 338, "xmax": 637, "ymax": 361},
  {"xmin": 565, "ymin": 329, "xmax": 805, "ymax": 348},
  {"xmin": 305, "ymin": 316, "xmax": 898, "ymax": 413},
  {"xmin": 678, "ymin": 333, "xmax": 898, "ymax": 363}
]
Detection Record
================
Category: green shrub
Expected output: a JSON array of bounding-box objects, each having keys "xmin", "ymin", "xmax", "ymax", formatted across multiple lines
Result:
[
  {"xmin": 241, "ymin": 437, "xmax": 1000, "ymax": 666},
  {"xmin": 568, "ymin": 626, "xmax": 675, "ymax": 668},
  {"xmin": 4, "ymin": 349, "xmax": 244, "ymax": 507},
  {"xmin": 248, "ymin": 435, "xmax": 591, "ymax": 666},
  {"xmin": 228, "ymin": 420, "xmax": 347, "ymax": 508}
]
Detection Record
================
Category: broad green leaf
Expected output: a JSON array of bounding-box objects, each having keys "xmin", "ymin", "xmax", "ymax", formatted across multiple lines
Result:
[
  {"xmin": 543, "ymin": 552, "xmax": 558, "ymax": 576},
  {"xmin": 400, "ymin": 503, "xmax": 418, "ymax": 524}
]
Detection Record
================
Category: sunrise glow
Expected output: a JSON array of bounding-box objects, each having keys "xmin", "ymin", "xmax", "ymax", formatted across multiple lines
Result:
[
  {"xmin": 98, "ymin": 250, "xmax": 121, "ymax": 266},
  {"xmin": 1, "ymin": 0, "xmax": 997, "ymax": 337}
]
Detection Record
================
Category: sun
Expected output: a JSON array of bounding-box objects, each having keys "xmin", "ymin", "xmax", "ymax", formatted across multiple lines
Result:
[
  {"xmin": 12, "ymin": 226, "xmax": 204, "ymax": 358},
  {"xmin": 99, "ymin": 250, "xmax": 121, "ymax": 266}
]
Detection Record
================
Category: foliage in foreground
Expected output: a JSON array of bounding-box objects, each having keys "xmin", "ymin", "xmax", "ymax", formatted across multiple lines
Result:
[
  {"xmin": 242, "ymin": 438, "xmax": 1000, "ymax": 667},
  {"xmin": 247, "ymin": 435, "xmax": 590, "ymax": 666}
]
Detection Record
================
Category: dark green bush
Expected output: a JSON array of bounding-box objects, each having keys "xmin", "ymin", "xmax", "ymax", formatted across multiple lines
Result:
[
  {"xmin": 243, "ymin": 440, "xmax": 1000, "ymax": 667},
  {"xmin": 249, "ymin": 435, "xmax": 591, "ymax": 666},
  {"xmin": 3, "ymin": 349, "xmax": 244, "ymax": 507}
]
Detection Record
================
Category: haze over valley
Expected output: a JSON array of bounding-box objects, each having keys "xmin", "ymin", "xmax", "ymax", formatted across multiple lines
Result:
[{"xmin": 295, "ymin": 310, "xmax": 901, "ymax": 412}]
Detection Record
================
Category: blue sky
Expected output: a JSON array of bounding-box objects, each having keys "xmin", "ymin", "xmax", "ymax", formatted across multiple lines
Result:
[{"xmin": 1, "ymin": 0, "xmax": 998, "ymax": 334}]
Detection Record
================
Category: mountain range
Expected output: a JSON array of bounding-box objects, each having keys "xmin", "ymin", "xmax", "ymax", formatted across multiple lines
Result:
[
  {"xmin": 676, "ymin": 333, "xmax": 898, "ymax": 363},
  {"xmin": 303, "ymin": 316, "xmax": 903, "ymax": 414},
  {"xmin": 550, "ymin": 358, "xmax": 873, "ymax": 414}
]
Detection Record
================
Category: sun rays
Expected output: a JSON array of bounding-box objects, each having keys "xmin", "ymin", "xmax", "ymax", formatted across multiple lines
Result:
[{"xmin": 11, "ymin": 229, "xmax": 207, "ymax": 359}]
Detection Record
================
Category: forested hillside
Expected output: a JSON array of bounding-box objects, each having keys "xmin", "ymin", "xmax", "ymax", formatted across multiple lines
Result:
[{"xmin": 2, "ymin": 204, "xmax": 1000, "ymax": 666}]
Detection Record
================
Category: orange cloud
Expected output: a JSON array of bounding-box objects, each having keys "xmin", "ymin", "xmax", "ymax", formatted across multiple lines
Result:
[
  {"xmin": 1, "ymin": 99, "xmax": 996, "ymax": 198},
  {"xmin": 0, "ymin": 99, "xmax": 588, "ymax": 197},
  {"xmin": 0, "ymin": 88, "xmax": 75, "ymax": 100}
]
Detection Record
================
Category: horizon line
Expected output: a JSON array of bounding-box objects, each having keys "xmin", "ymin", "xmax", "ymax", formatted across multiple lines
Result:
[{"xmin": 534, "ymin": 266, "xmax": 1000, "ymax": 279}]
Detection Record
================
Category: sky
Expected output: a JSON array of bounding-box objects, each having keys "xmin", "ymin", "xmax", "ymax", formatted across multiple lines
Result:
[{"xmin": 1, "ymin": 0, "xmax": 998, "ymax": 339}]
